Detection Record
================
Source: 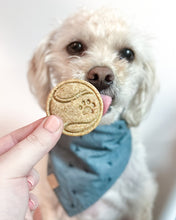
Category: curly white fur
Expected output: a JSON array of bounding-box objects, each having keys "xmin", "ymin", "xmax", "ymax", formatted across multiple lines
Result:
[{"xmin": 28, "ymin": 8, "xmax": 158, "ymax": 220}]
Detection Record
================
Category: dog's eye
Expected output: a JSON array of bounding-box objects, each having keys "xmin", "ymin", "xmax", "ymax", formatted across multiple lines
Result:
[
  {"xmin": 119, "ymin": 48, "xmax": 135, "ymax": 62},
  {"xmin": 66, "ymin": 41, "xmax": 86, "ymax": 56}
]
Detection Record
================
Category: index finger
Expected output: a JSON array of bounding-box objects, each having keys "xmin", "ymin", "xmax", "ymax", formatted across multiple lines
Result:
[
  {"xmin": 0, "ymin": 115, "xmax": 63, "ymax": 178},
  {"xmin": 0, "ymin": 118, "xmax": 45, "ymax": 155}
]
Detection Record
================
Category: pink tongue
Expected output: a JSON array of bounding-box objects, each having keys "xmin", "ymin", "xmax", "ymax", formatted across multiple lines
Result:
[{"xmin": 101, "ymin": 95, "xmax": 112, "ymax": 116}]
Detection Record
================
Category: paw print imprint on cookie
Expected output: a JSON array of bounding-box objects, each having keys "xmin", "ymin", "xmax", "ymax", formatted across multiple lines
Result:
[{"xmin": 79, "ymin": 99, "xmax": 96, "ymax": 115}]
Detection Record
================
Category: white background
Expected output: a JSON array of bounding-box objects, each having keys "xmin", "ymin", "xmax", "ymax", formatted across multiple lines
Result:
[{"xmin": 0, "ymin": 0, "xmax": 176, "ymax": 219}]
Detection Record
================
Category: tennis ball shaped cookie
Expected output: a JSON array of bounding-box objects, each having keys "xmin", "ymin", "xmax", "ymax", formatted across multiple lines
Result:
[{"xmin": 46, "ymin": 79, "xmax": 103, "ymax": 136}]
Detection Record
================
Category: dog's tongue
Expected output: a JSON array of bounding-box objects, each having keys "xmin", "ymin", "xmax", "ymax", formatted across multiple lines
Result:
[{"xmin": 100, "ymin": 94, "xmax": 112, "ymax": 115}]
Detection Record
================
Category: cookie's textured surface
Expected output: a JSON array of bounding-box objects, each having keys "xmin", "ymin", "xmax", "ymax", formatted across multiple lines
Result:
[{"xmin": 46, "ymin": 79, "xmax": 103, "ymax": 136}]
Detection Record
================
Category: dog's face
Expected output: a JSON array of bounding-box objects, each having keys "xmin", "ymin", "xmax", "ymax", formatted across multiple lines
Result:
[{"xmin": 28, "ymin": 8, "xmax": 157, "ymax": 126}]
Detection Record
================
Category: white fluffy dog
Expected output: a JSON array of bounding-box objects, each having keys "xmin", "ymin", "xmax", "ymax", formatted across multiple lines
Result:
[{"xmin": 28, "ymin": 8, "xmax": 158, "ymax": 220}]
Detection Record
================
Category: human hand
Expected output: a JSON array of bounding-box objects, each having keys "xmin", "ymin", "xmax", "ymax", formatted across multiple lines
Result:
[{"xmin": 0, "ymin": 115, "xmax": 63, "ymax": 220}]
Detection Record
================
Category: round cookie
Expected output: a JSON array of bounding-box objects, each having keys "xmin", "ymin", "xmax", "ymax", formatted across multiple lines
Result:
[{"xmin": 46, "ymin": 79, "xmax": 103, "ymax": 136}]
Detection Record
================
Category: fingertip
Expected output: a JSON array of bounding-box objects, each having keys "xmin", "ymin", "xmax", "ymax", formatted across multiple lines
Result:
[
  {"xmin": 29, "ymin": 193, "xmax": 38, "ymax": 211},
  {"xmin": 43, "ymin": 115, "xmax": 63, "ymax": 133},
  {"xmin": 27, "ymin": 169, "xmax": 40, "ymax": 191}
]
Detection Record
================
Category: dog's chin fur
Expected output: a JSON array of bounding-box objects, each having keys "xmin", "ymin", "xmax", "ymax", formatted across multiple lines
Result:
[{"xmin": 28, "ymin": 8, "xmax": 158, "ymax": 220}]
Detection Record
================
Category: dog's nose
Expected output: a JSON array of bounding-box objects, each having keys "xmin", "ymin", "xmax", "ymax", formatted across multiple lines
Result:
[{"xmin": 87, "ymin": 66, "xmax": 114, "ymax": 91}]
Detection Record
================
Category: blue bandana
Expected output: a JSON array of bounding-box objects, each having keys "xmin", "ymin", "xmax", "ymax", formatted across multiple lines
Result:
[{"xmin": 49, "ymin": 120, "xmax": 132, "ymax": 216}]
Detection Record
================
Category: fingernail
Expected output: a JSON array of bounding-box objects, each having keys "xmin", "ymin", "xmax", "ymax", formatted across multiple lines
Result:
[
  {"xmin": 43, "ymin": 115, "xmax": 62, "ymax": 133},
  {"xmin": 29, "ymin": 199, "xmax": 38, "ymax": 211},
  {"xmin": 27, "ymin": 178, "xmax": 34, "ymax": 190}
]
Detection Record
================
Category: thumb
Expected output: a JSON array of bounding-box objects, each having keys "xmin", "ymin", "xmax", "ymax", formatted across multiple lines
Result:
[{"xmin": 0, "ymin": 115, "xmax": 63, "ymax": 178}]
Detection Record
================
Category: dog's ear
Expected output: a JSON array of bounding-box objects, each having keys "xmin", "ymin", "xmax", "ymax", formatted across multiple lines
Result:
[
  {"xmin": 27, "ymin": 32, "xmax": 55, "ymax": 110},
  {"xmin": 122, "ymin": 60, "xmax": 158, "ymax": 127}
]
